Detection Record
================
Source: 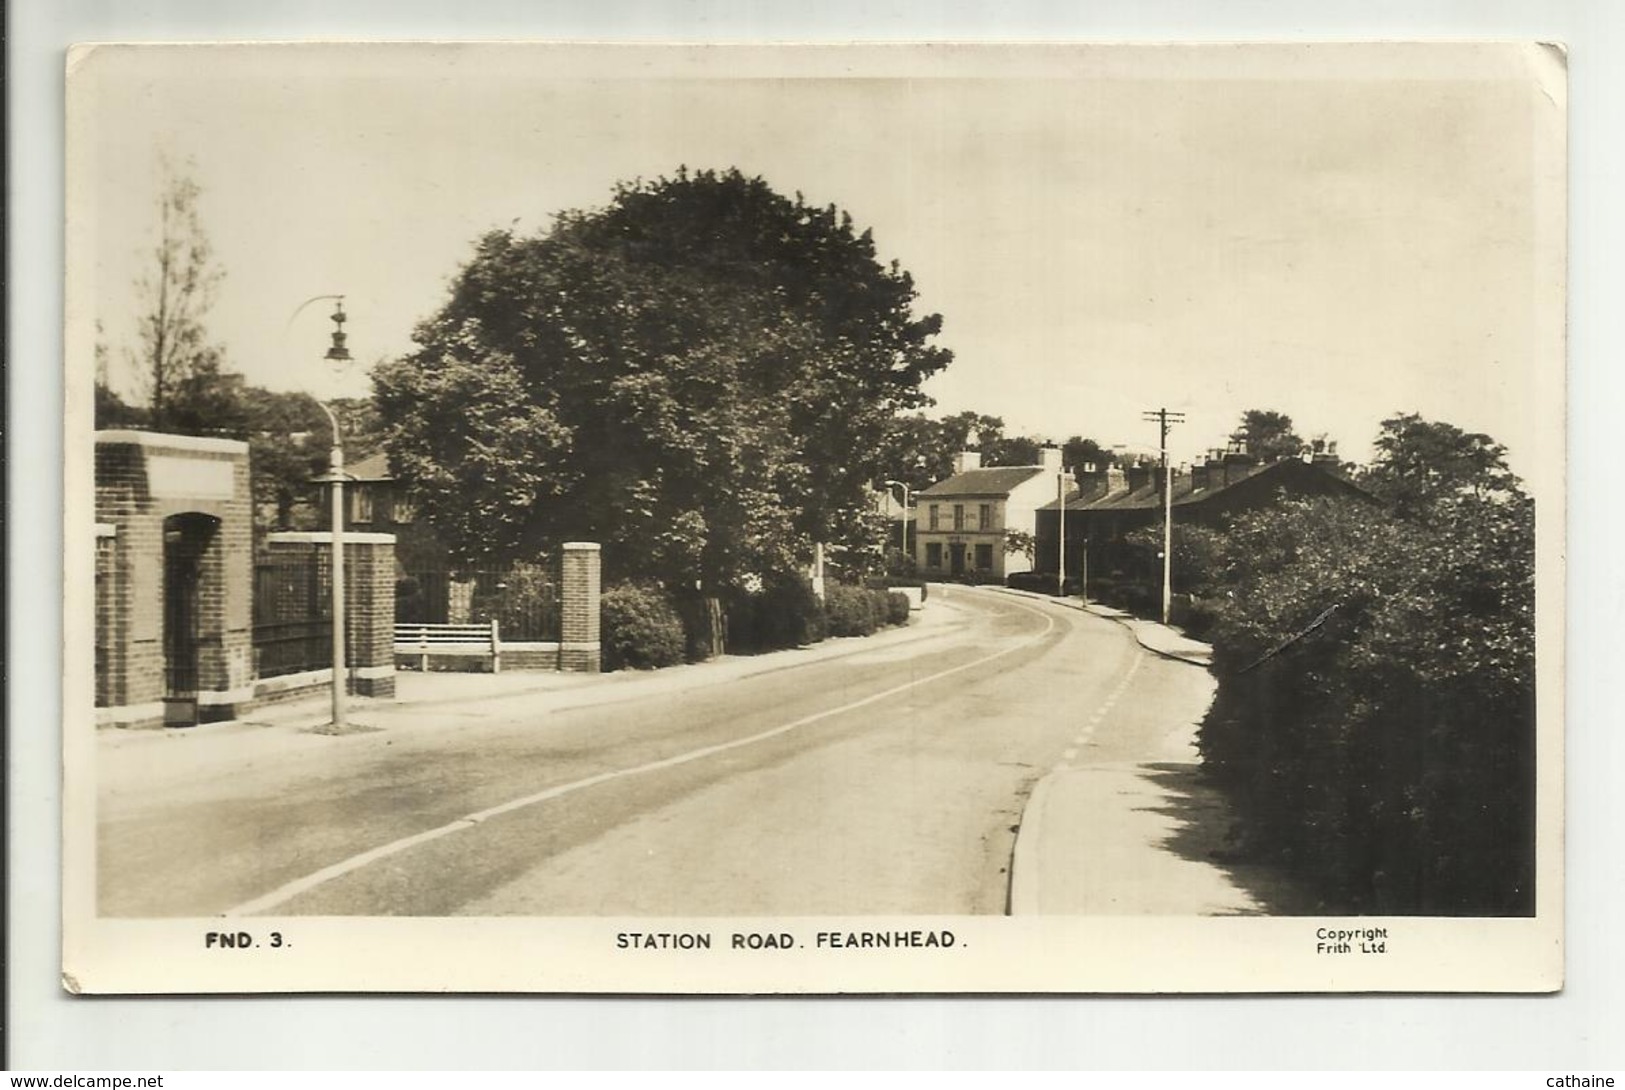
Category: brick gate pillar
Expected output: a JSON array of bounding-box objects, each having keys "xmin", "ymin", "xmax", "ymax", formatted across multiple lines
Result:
[
  {"xmin": 559, "ymin": 542, "xmax": 601, "ymax": 672},
  {"xmin": 345, "ymin": 534, "xmax": 397, "ymax": 698}
]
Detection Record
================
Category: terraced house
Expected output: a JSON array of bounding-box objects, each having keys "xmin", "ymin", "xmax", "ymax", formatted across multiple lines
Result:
[{"xmin": 914, "ymin": 447, "xmax": 1069, "ymax": 581}]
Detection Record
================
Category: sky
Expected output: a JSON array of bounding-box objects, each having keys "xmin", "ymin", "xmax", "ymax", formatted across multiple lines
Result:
[{"xmin": 68, "ymin": 43, "xmax": 1563, "ymax": 476}]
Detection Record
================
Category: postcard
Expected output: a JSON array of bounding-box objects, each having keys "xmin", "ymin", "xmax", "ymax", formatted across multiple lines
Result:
[{"xmin": 63, "ymin": 41, "xmax": 1565, "ymax": 994}]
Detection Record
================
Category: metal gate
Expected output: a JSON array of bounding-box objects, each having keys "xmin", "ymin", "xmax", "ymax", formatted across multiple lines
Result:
[{"xmin": 163, "ymin": 514, "xmax": 217, "ymax": 727}]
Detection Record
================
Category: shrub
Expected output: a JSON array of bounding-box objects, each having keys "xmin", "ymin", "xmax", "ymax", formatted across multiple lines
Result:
[
  {"xmin": 824, "ymin": 584, "xmax": 884, "ymax": 637},
  {"xmin": 726, "ymin": 573, "xmax": 827, "ymax": 653},
  {"xmin": 600, "ymin": 583, "xmax": 686, "ymax": 671},
  {"xmin": 1180, "ymin": 595, "xmax": 1224, "ymax": 640},
  {"xmin": 885, "ymin": 591, "xmax": 912, "ymax": 626}
]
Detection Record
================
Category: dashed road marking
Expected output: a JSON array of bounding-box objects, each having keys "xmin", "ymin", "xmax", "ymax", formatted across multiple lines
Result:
[{"xmin": 1061, "ymin": 651, "xmax": 1145, "ymax": 764}]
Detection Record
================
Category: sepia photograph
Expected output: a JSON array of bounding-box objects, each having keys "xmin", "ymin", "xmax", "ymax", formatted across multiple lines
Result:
[{"xmin": 61, "ymin": 41, "xmax": 1565, "ymax": 994}]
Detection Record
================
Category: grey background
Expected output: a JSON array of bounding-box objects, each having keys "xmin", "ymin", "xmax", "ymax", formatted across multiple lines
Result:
[{"xmin": 9, "ymin": 0, "xmax": 1622, "ymax": 1070}]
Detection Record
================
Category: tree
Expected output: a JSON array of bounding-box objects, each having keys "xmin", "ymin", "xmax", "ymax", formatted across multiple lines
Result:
[
  {"xmin": 875, "ymin": 413, "xmax": 954, "ymax": 494},
  {"xmin": 1003, "ymin": 529, "xmax": 1036, "ymax": 562},
  {"xmin": 1365, "ymin": 412, "xmax": 1522, "ymax": 515},
  {"xmin": 129, "ymin": 163, "xmax": 228, "ymax": 430},
  {"xmin": 1230, "ymin": 409, "xmax": 1305, "ymax": 461},
  {"xmin": 374, "ymin": 168, "xmax": 951, "ymax": 607},
  {"xmin": 1062, "ymin": 435, "xmax": 1113, "ymax": 473},
  {"xmin": 985, "ymin": 434, "xmax": 1043, "ymax": 466},
  {"xmin": 238, "ymin": 388, "xmax": 334, "ymax": 531},
  {"xmin": 875, "ymin": 410, "xmax": 1051, "ymax": 487}
]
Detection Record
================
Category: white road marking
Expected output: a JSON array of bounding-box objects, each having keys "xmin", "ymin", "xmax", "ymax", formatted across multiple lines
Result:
[
  {"xmin": 1061, "ymin": 649, "xmax": 1145, "ymax": 762},
  {"xmin": 226, "ymin": 588, "xmax": 1061, "ymax": 916}
]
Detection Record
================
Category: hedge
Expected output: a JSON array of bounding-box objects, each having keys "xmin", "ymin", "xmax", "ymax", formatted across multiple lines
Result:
[
  {"xmin": 1005, "ymin": 571, "xmax": 1080, "ymax": 596},
  {"xmin": 866, "ymin": 576, "xmax": 929, "ymax": 601},
  {"xmin": 1197, "ymin": 494, "xmax": 1536, "ymax": 915}
]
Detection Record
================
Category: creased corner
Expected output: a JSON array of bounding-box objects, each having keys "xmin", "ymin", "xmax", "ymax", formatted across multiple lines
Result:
[
  {"xmin": 65, "ymin": 43, "xmax": 101, "ymax": 82},
  {"xmin": 1528, "ymin": 42, "xmax": 1568, "ymax": 112}
]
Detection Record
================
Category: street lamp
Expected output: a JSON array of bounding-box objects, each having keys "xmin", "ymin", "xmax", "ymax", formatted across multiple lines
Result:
[
  {"xmin": 884, "ymin": 479, "xmax": 913, "ymax": 571},
  {"xmin": 298, "ymin": 296, "xmax": 354, "ymax": 735}
]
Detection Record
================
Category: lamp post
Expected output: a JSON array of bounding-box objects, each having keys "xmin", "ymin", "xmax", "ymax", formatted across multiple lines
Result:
[
  {"xmin": 884, "ymin": 479, "xmax": 913, "ymax": 571},
  {"xmin": 299, "ymin": 296, "xmax": 354, "ymax": 735}
]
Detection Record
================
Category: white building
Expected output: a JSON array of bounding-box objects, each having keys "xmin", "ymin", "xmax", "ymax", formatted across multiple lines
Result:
[{"xmin": 914, "ymin": 447, "xmax": 1069, "ymax": 580}]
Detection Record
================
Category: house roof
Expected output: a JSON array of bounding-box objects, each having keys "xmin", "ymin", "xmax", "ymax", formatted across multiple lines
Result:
[
  {"xmin": 918, "ymin": 465, "xmax": 1047, "ymax": 498},
  {"xmin": 1037, "ymin": 458, "xmax": 1368, "ymax": 513},
  {"xmin": 345, "ymin": 450, "xmax": 395, "ymax": 482}
]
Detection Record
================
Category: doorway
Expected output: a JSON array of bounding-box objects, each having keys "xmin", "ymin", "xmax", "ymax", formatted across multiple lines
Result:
[
  {"xmin": 163, "ymin": 513, "xmax": 219, "ymax": 727},
  {"xmin": 949, "ymin": 542, "xmax": 966, "ymax": 577}
]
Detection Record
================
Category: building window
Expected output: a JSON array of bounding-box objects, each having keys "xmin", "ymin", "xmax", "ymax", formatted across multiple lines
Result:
[
  {"xmin": 929, "ymin": 505, "xmax": 940, "ymax": 531},
  {"xmin": 394, "ymin": 494, "xmax": 416, "ymax": 524},
  {"xmin": 925, "ymin": 542, "xmax": 943, "ymax": 569},
  {"xmin": 351, "ymin": 488, "xmax": 374, "ymax": 524},
  {"xmin": 979, "ymin": 503, "xmax": 993, "ymax": 531},
  {"xmin": 975, "ymin": 543, "xmax": 993, "ymax": 570},
  {"xmin": 953, "ymin": 504, "xmax": 965, "ymax": 531}
]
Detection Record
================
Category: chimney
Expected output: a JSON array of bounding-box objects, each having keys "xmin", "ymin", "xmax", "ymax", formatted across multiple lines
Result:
[
  {"xmin": 1105, "ymin": 465, "xmax": 1127, "ymax": 495},
  {"xmin": 1039, "ymin": 446, "xmax": 1063, "ymax": 472},
  {"xmin": 1191, "ymin": 462, "xmax": 1210, "ymax": 491},
  {"xmin": 1125, "ymin": 463, "xmax": 1152, "ymax": 492},
  {"xmin": 953, "ymin": 450, "xmax": 982, "ymax": 474}
]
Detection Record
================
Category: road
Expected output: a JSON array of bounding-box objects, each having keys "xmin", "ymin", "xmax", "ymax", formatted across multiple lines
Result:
[{"xmin": 97, "ymin": 587, "xmax": 1217, "ymax": 917}]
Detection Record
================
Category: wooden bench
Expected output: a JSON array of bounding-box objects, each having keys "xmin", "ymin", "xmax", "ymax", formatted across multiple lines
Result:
[{"xmin": 394, "ymin": 620, "xmax": 502, "ymax": 673}]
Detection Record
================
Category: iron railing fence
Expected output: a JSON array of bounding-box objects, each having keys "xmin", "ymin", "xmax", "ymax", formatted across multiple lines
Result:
[
  {"xmin": 397, "ymin": 562, "xmax": 560, "ymax": 643},
  {"xmin": 252, "ymin": 555, "xmax": 333, "ymax": 678}
]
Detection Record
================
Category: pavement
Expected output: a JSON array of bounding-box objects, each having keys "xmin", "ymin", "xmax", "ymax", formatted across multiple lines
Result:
[
  {"xmin": 99, "ymin": 597, "xmax": 963, "ymax": 756},
  {"xmin": 988, "ymin": 586, "xmax": 1303, "ymax": 915}
]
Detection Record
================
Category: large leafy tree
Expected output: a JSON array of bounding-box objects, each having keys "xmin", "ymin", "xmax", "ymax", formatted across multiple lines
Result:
[
  {"xmin": 373, "ymin": 167, "xmax": 951, "ymax": 591},
  {"xmin": 1365, "ymin": 412, "xmax": 1521, "ymax": 515},
  {"xmin": 876, "ymin": 410, "xmax": 1067, "ymax": 493},
  {"xmin": 1061, "ymin": 435, "xmax": 1113, "ymax": 473},
  {"xmin": 1230, "ymin": 408, "xmax": 1306, "ymax": 461}
]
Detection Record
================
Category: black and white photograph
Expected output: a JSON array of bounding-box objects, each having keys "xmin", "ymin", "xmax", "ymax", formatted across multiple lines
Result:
[{"xmin": 61, "ymin": 41, "xmax": 1565, "ymax": 994}]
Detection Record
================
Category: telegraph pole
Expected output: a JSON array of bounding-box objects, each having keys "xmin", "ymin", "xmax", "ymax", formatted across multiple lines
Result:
[
  {"xmin": 1057, "ymin": 456, "xmax": 1067, "ymax": 598},
  {"xmin": 1141, "ymin": 407, "xmax": 1185, "ymax": 625}
]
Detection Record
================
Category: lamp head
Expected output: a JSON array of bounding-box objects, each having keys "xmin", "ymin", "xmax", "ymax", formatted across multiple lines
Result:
[{"xmin": 324, "ymin": 299, "xmax": 352, "ymax": 362}]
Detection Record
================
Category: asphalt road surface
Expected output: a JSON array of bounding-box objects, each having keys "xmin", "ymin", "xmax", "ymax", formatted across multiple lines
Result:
[{"xmin": 97, "ymin": 587, "xmax": 1215, "ymax": 917}]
